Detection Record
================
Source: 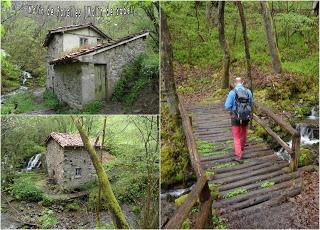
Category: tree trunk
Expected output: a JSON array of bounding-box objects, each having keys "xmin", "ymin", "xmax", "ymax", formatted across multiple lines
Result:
[
  {"xmin": 96, "ymin": 117, "xmax": 107, "ymax": 228},
  {"xmin": 72, "ymin": 116, "xmax": 129, "ymax": 229},
  {"xmin": 217, "ymin": 1, "xmax": 230, "ymax": 89},
  {"xmin": 160, "ymin": 8, "xmax": 180, "ymax": 116},
  {"xmin": 260, "ymin": 1, "xmax": 282, "ymax": 74},
  {"xmin": 236, "ymin": 1, "xmax": 252, "ymax": 91}
]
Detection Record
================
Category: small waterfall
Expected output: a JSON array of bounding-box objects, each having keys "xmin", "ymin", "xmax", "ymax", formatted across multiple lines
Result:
[
  {"xmin": 308, "ymin": 107, "xmax": 319, "ymax": 120},
  {"xmin": 160, "ymin": 184, "xmax": 194, "ymax": 199},
  {"xmin": 1, "ymin": 71, "xmax": 31, "ymax": 103},
  {"xmin": 275, "ymin": 123, "xmax": 319, "ymax": 162},
  {"xmin": 26, "ymin": 154, "xmax": 42, "ymax": 171},
  {"xmin": 20, "ymin": 71, "xmax": 32, "ymax": 86}
]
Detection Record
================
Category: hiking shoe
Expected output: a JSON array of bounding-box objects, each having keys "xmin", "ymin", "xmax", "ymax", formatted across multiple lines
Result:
[{"xmin": 233, "ymin": 157, "xmax": 244, "ymax": 164}]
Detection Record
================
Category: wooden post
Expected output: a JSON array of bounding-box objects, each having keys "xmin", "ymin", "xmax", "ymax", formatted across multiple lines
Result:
[
  {"xmin": 290, "ymin": 135, "xmax": 300, "ymax": 172},
  {"xmin": 189, "ymin": 114, "xmax": 193, "ymax": 127}
]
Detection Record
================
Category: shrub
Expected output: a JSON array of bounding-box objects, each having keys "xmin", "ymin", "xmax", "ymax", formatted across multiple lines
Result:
[
  {"xmin": 82, "ymin": 101, "xmax": 103, "ymax": 114},
  {"xmin": 43, "ymin": 90, "xmax": 59, "ymax": 108},
  {"xmin": 1, "ymin": 92, "xmax": 35, "ymax": 114},
  {"xmin": 39, "ymin": 209, "xmax": 58, "ymax": 228},
  {"xmin": 65, "ymin": 202, "xmax": 80, "ymax": 211},
  {"xmin": 112, "ymin": 53, "xmax": 159, "ymax": 106},
  {"xmin": 41, "ymin": 196, "xmax": 54, "ymax": 207},
  {"xmin": 11, "ymin": 177, "xmax": 43, "ymax": 202}
]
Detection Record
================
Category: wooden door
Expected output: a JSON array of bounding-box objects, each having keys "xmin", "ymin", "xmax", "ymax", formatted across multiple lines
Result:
[{"xmin": 94, "ymin": 64, "xmax": 107, "ymax": 100}]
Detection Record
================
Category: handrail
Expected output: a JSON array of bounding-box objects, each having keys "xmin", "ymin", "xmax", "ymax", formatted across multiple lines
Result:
[
  {"xmin": 178, "ymin": 95, "xmax": 205, "ymax": 178},
  {"xmin": 253, "ymin": 102, "xmax": 301, "ymax": 171},
  {"xmin": 163, "ymin": 96, "xmax": 212, "ymax": 229},
  {"xmin": 164, "ymin": 175, "xmax": 207, "ymax": 229}
]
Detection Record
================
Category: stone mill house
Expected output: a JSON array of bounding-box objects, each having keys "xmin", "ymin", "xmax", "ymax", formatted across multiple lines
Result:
[
  {"xmin": 43, "ymin": 23, "xmax": 149, "ymax": 109},
  {"xmin": 45, "ymin": 132, "xmax": 114, "ymax": 190}
]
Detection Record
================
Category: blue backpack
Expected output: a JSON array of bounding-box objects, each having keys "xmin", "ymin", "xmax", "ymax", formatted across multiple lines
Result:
[{"xmin": 233, "ymin": 88, "xmax": 252, "ymax": 122}]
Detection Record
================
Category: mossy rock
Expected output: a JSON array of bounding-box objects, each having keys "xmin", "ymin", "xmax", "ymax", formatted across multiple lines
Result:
[{"xmin": 298, "ymin": 147, "xmax": 317, "ymax": 167}]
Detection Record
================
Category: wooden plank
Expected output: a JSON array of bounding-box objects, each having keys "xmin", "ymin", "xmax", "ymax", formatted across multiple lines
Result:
[
  {"xmin": 290, "ymin": 135, "xmax": 301, "ymax": 171},
  {"xmin": 194, "ymin": 195, "xmax": 213, "ymax": 228},
  {"xmin": 219, "ymin": 170, "xmax": 300, "ymax": 197},
  {"xmin": 164, "ymin": 175, "xmax": 207, "ymax": 229},
  {"xmin": 214, "ymin": 178, "xmax": 301, "ymax": 208},
  {"xmin": 253, "ymin": 114, "xmax": 293, "ymax": 155},
  {"xmin": 210, "ymin": 162, "xmax": 288, "ymax": 185},
  {"xmin": 216, "ymin": 168, "xmax": 289, "ymax": 191},
  {"xmin": 254, "ymin": 102, "xmax": 299, "ymax": 137}
]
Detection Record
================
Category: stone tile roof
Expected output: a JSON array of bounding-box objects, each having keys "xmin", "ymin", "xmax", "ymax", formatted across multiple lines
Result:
[
  {"xmin": 46, "ymin": 132, "xmax": 102, "ymax": 148},
  {"xmin": 49, "ymin": 30, "xmax": 149, "ymax": 65},
  {"xmin": 43, "ymin": 23, "xmax": 112, "ymax": 47}
]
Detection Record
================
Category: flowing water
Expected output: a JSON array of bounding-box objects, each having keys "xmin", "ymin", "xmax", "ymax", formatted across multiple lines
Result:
[
  {"xmin": 275, "ymin": 107, "xmax": 319, "ymax": 162},
  {"xmin": 308, "ymin": 106, "xmax": 319, "ymax": 120},
  {"xmin": 26, "ymin": 153, "xmax": 42, "ymax": 170},
  {"xmin": 1, "ymin": 71, "xmax": 32, "ymax": 103},
  {"xmin": 160, "ymin": 186, "xmax": 193, "ymax": 199}
]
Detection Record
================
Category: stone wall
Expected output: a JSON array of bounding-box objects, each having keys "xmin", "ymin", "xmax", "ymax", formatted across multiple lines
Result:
[
  {"xmin": 53, "ymin": 62, "xmax": 83, "ymax": 109},
  {"xmin": 61, "ymin": 148, "xmax": 104, "ymax": 190},
  {"xmin": 46, "ymin": 34, "xmax": 63, "ymax": 90},
  {"xmin": 92, "ymin": 37, "xmax": 146, "ymax": 98},
  {"xmin": 46, "ymin": 140, "xmax": 64, "ymax": 185}
]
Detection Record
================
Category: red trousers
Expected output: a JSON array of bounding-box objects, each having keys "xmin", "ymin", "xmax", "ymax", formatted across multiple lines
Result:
[{"xmin": 232, "ymin": 124, "xmax": 248, "ymax": 160}]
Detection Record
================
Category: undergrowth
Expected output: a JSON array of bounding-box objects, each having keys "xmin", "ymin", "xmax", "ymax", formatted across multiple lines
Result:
[{"xmin": 112, "ymin": 53, "xmax": 159, "ymax": 106}]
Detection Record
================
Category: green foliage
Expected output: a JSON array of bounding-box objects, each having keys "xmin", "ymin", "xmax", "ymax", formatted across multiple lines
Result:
[
  {"xmin": 224, "ymin": 188, "xmax": 248, "ymax": 198},
  {"xmin": 1, "ymin": 92, "xmax": 35, "ymax": 114},
  {"xmin": 65, "ymin": 202, "xmax": 80, "ymax": 211},
  {"xmin": 43, "ymin": 90, "xmax": 60, "ymax": 108},
  {"xmin": 181, "ymin": 218, "xmax": 191, "ymax": 229},
  {"xmin": 212, "ymin": 211, "xmax": 227, "ymax": 229},
  {"xmin": 112, "ymin": 53, "xmax": 159, "ymax": 106},
  {"xmin": 260, "ymin": 181, "xmax": 275, "ymax": 188},
  {"xmin": 11, "ymin": 175, "xmax": 43, "ymax": 202},
  {"xmin": 196, "ymin": 139, "xmax": 216, "ymax": 156},
  {"xmin": 209, "ymin": 183, "xmax": 219, "ymax": 199},
  {"xmin": 131, "ymin": 206, "xmax": 140, "ymax": 214},
  {"xmin": 38, "ymin": 209, "xmax": 58, "ymax": 229},
  {"xmin": 175, "ymin": 193, "xmax": 189, "ymax": 207},
  {"xmin": 205, "ymin": 170, "xmax": 215, "ymax": 178},
  {"xmin": 82, "ymin": 101, "xmax": 103, "ymax": 114},
  {"xmin": 1, "ymin": 55, "xmax": 20, "ymax": 92},
  {"xmin": 213, "ymin": 162, "xmax": 238, "ymax": 169},
  {"xmin": 298, "ymin": 147, "xmax": 317, "ymax": 167},
  {"xmin": 41, "ymin": 196, "xmax": 54, "ymax": 207}
]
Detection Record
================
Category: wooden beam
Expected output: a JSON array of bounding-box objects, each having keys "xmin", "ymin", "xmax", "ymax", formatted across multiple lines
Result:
[
  {"xmin": 164, "ymin": 175, "xmax": 207, "ymax": 229},
  {"xmin": 179, "ymin": 96, "xmax": 205, "ymax": 178},
  {"xmin": 290, "ymin": 135, "xmax": 301, "ymax": 171},
  {"xmin": 253, "ymin": 114, "xmax": 293, "ymax": 155},
  {"xmin": 254, "ymin": 102, "xmax": 299, "ymax": 137}
]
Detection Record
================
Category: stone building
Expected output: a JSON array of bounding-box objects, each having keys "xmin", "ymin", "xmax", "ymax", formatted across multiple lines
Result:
[
  {"xmin": 43, "ymin": 23, "xmax": 149, "ymax": 109},
  {"xmin": 45, "ymin": 132, "xmax": 113, "ymax": 190}
]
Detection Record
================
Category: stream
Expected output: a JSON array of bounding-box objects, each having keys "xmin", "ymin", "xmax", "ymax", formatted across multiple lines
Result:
[
  {"xmin": 276, "ymin": 107, "xmax": 319, "ymax": 162},
  {"xmin": 1, "ymin": 71, "xmax": 32, "ymax": 104}
]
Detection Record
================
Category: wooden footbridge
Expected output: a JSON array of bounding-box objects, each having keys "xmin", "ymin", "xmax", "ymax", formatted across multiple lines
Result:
[{"xmin": 164, "ymin": 98, "xmax": 302, "ymax": 229}]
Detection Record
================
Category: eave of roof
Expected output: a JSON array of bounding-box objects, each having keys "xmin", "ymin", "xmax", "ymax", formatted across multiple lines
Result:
[
  {"xmin": 45, "ymin": 132, "xmax": 102, "ymax": 148},
  {"xmin": 43, "ymin": 23, "xmax": 112, "ymax": 47},
  {"xmin": 49, "ymin": 30, "xmax": 149, "ymax": 65}
]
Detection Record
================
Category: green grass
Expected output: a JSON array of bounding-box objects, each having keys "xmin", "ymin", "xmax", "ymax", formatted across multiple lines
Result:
[
  {"xmin": 213, "ymin": 162, "xmax": 238, "ymax": 169},
  {"xmin": 196, "ymin": 139, "xmax": 216, "ymax": 156},
  {"xmin": 205, "ymin": 171, "xmax": 215, "ymax": 177},
  {"xmin": 1, "ymin": 92, "xmax": 36, "ymax": 114},
  {"xmin": 82, "ymin": 101, "xmax": 103, "ymax": 114},
  {"xmin": 224, "ymin": 188, "xmax": 248, "ymax": 198},
  {"xmin": 260, "ymin": 181, "xmax": 275, "ymax": 188}
]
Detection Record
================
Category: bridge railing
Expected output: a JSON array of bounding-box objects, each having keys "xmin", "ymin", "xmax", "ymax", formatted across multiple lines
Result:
[
  {"xmin": 163, "ymin": 96, "xmax": 212, "ymax": 229},
  {"xmin": 253, "ymin": 102, "xmax": 301, "ymax": 171}
]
